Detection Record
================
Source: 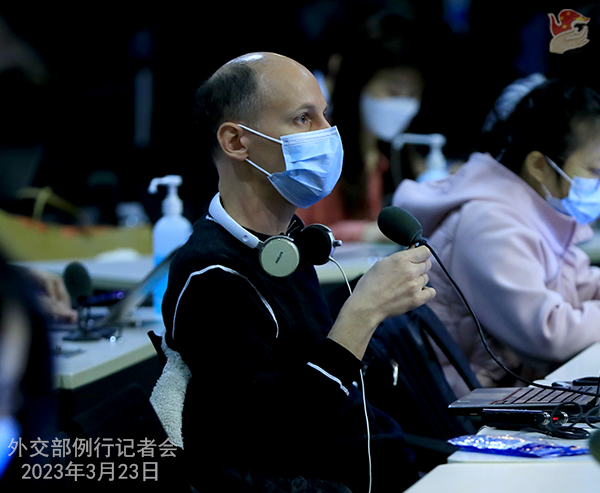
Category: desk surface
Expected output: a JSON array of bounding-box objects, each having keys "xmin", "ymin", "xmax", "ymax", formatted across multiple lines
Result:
[
  {"xmin": 404, "ymin": 461, "xmax": 600, "ymax": 493},
  {"xmin": 20, "ymin": 255, "xmax": 155, "ymax": 292},
  {"xmin": 542, "ymin": 342, "xmax": 600, "ymax": 384},
  {"xmin": 51, "ymin": 317, "xmax": 162, "ymax": 390}
]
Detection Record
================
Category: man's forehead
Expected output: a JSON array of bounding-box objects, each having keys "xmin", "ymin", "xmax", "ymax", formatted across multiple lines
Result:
[
  {"xmin": 220, "ymin": 52, "xmax": 326, "ymax": 120},
  {"xmin": 257, "ymin": 59, "xmax": 324, "ymax": 111}
]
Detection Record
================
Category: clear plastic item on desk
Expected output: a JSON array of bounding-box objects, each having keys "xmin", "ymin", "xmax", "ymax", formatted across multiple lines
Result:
[
  {"xmin": 448, "ymin": 434, "xmax": 590, "ymax": 458},
  {"xmin": 148, "ymin": 175, "xmax": 192, "ymax": 315}
]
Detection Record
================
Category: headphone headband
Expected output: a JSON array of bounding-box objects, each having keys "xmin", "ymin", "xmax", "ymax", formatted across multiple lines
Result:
[
  {"xmin": 208, "ymin": 193, "xmax": 338, "ymax": 277},
  {"xmin": 209, "ymin": 193, "xmax": 260, "ymax": 249}
]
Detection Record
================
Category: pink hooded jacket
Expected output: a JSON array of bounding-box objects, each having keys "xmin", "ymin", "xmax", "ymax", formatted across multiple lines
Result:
[{"xmin": 393, "ymin": 152, "xmax": 600, "ymax": 396}]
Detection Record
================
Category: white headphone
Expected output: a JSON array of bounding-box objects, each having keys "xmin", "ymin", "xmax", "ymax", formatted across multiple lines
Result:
[{"xmin": 209, "ymin": 193, "xmax": 340, "ymax": 277}]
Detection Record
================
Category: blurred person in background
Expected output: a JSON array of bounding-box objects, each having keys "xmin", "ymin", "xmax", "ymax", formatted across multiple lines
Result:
[
  {"xmin": 394, "ymin": 78, "xmax": 600, "ymax": 397},
  {"xmin": 297, "ymin": 10, "xmax": 430, "ymax": 243},
  {"xmin": 0, "ymin": 251, "xmax": 61, "ymax": 491}
]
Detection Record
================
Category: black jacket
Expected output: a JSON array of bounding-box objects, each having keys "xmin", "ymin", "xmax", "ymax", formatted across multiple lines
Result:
[{"xmin": 162, "ymin": 207, "xmax": 418, "ymax": 492}]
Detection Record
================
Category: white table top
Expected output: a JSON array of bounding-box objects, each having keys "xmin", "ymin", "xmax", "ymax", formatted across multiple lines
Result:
[
  {"xmin": 542, "ymin": 342, "xmax": 600, "ymax": 384},
  {"xmin": 50, "ymin": 315, "xmax": 163, "ymax": 390},
  {"xmin": 19, "ymin": 255, "xmax": 155, "ymax": 292},
  {"xmin": 404, "ymin": 461, "xmax": 600, "ymax": 493}
]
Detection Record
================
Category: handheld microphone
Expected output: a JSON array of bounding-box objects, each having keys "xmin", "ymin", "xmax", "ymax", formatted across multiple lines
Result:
[{"xmin": 376, "ymin": 206, "xmax": 600, "ymax": 401}]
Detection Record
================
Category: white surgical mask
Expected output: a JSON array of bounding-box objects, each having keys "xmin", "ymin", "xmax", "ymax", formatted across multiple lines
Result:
[
  {"xmin": 239, "ymin": 124, "xmax": 344, "ymax": 209},
  {"xmin": 543, "ymin": 156, "xmax": 600, "ymax": 224},
  {"xmin": 360, "ymin": 93, "xmax": 420, "ymax": 142}
]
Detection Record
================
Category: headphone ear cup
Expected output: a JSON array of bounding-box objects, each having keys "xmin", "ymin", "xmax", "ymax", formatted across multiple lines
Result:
[
  {"xmin": 259, "ymin": 236, "xmax": 301, "ymax": 277},
  {"xmin": 294, "ymin": 224, "xmax": 335, "ymax": 266}
]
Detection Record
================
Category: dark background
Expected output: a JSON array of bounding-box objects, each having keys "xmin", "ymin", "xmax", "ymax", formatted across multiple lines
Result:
[{"xmin": 1, "ymin": 1, "xmax": 599, "ymax": 225}]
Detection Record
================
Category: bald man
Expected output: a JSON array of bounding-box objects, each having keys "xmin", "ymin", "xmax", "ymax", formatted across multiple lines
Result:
[{"xmin": 161, "ymin": 53, "xmax": 435, "ymax": 492}]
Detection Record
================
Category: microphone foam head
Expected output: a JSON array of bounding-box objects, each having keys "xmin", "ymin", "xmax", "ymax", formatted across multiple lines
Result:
[
  {"xmin": 377, "ymin": 206, "xmax": 423, "ymax": 246},
  {"xmin": 63, "ymin": 261, "xmax": 92, "ymax": 304}
]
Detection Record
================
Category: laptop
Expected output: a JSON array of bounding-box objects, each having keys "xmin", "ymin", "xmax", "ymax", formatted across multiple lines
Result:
[{"xmin": 448, "ymin": 384, "xmax": 599, "ymax": 416}]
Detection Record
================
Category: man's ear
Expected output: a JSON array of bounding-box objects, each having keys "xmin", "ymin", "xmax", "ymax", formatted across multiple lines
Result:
[{"xmin": 217, "ymin": 122, "xmax": 248, "ymax": 161}]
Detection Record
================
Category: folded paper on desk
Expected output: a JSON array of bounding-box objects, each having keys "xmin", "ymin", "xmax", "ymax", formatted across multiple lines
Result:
[{"xmin": 448, "ymin": 434, "xmax": 589, "ymax": 458}]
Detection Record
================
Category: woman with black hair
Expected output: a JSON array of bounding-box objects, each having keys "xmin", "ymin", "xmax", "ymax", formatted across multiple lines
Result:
[
  {"xmin": 393, "ymin": 78, "xmax": 600, "ymax": 396},
  {"xmin": 297, "ymin": 10, "xmax": 428, "ymax": 242}
]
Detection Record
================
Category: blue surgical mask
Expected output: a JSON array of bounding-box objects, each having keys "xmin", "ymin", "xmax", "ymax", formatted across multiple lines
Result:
[
  {"xmin": 238, "ymin": 124, "xmax": 344, "ymax": 209},
  {"xmin": 543, "ymin": 156, "xmax": 600, "ymax": 224}
]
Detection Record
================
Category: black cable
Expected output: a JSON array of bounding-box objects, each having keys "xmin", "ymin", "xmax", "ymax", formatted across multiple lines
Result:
[
  {"xmin": 584, "ymin": 406, "xmax": 600, "ymax": 428},
  {"xmin": 521, "ymin": 403, "xmax": 599, "ymax": 440}
]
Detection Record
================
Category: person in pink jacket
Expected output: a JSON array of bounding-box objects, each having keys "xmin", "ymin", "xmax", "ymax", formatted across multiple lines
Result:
[{"xmin": 393, "ymin": 78, "xmax": 600, "ymax": 397}]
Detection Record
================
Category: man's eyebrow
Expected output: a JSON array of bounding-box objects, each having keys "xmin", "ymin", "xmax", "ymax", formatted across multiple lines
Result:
[{"xmin": 292, "ymin": 103, "xmax": 329, "ymax": 114}]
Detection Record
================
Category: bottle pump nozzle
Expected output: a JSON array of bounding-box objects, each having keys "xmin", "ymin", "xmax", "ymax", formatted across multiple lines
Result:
[{"xmin": 148, "ymin": 175, "xmax": 183, "ymax": 216}]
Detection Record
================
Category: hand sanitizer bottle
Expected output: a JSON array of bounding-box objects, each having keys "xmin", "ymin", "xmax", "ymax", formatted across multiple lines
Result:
[{"xmin": 148, "ymin": 175, "xmax": 192, "ymax": 317}]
